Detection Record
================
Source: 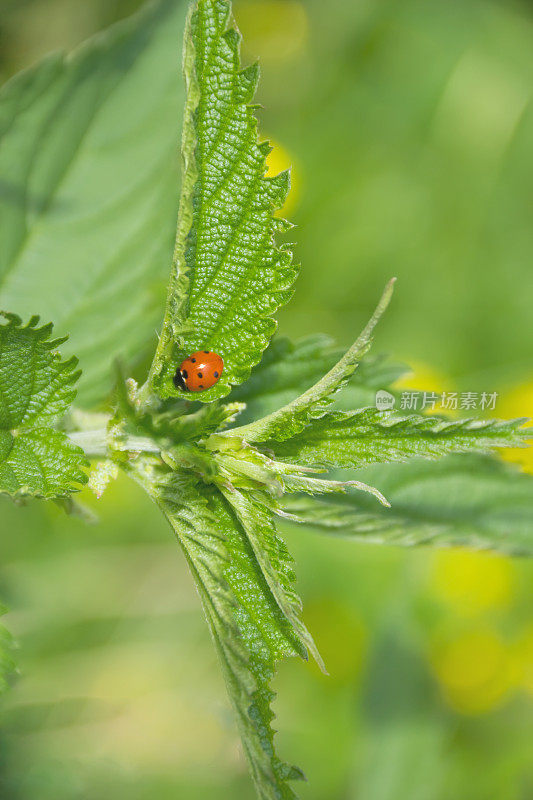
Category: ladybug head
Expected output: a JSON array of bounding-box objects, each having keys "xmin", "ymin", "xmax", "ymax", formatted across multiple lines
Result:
[{"xmin": 173, "ymin": 368, "xmax": 188, "ymax": 391}]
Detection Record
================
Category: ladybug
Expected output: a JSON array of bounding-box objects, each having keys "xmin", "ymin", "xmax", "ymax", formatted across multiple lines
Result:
[{"xmin": 174, "ymin": 350, "xmax": 224, "ymax": 392}]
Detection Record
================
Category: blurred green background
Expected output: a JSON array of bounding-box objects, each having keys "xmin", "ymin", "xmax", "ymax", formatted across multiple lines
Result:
[{"xmin": 0, "ymin": 0, "xmax": 532, "ymax": 798}]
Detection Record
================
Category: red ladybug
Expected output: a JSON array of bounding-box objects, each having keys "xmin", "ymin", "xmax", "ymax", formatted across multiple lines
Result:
[{"xmin": 174, "ymin": 351, "xmax": 224, "ymax": 392}]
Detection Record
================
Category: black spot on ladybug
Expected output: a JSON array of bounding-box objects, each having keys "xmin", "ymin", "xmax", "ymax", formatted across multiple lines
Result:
[
  {"xmin": 204, "ymin": 350, "xmax": 209, "ymax": 354},
  {"xmin": 197, "ymin": 372, "xmax": 203, "ymax": 379},
  {"xmin": 214, "ymin": 371, "xmax": 219, "ymax": 378},
  {"xmin": 199, "ymin": 384, "xmax": 204, "ymax": 389},
  {"xmin": 191, "ymin": 357, "xmax": 196, "ymax": 363},
  {"xmin": 182, "ymin": 369, "xmax": 188, "ymax": 379}
]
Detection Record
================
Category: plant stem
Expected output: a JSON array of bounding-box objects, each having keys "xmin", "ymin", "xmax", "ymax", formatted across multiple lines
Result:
[{"xmin": 68, "ymin": 429, "xmax": 160, "ymax": 458}]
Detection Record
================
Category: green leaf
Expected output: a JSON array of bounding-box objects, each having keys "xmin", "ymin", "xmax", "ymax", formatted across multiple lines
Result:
[
  {"xmin": 279, "ymin": 472, "xmax": 390, "ymax": 507},
  {"xmin": 148, "ymin": 0, "xmax": 298, "ymax": 401},
  {"xmin": 0, "ymin": 313, "xmax": 87, "ymax": 498},
  {"xmin": 219, "ymin": 484, "xmax": 325, "ymax": 670},
  {"xmin": 228, "ymin": 334, "xmax": 407, "ymax": 426},
  {"xmin": 266, "ymin": 408, "xmax": 531, "ymax": 469},
  {"xmin": 229, "ymin": 279, "xmax": 395, "ymax": 442},
  {"xmin": 0, "ymin": 0, "xmax": 187, "ymax": 407},
  {"xmin": 284, "ymin": 455, "xmax": 533, "ymax": 556},
  {"xmin": 130, "ymin": 462, "xmax": 307, "ymax": 799}
]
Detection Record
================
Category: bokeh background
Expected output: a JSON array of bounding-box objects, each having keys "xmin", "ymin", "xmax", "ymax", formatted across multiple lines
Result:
[{"xmin": 0, "ymin": 0, "xmax": 532, "ymax": 798}]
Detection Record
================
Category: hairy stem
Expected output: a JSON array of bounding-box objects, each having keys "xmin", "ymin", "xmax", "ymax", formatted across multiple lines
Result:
[{"xmin": 68, "ymin": 429, "xmax": 160, "ymax": 458}]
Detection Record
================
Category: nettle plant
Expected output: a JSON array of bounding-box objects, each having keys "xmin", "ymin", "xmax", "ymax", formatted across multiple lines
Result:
[{"xmin": 1, "ymin": 1, "xmax": 532, "ymax": 797}]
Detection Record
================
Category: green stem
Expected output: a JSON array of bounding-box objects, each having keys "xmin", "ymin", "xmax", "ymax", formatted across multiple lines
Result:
[{"xmin": 68, "ymin": 429, "xmax": 160, "ymax": 459}]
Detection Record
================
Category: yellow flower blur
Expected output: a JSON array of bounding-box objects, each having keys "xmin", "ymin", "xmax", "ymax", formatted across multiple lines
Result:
[
  {"xmin": 394, "ymin": 361, "xmax": 455, "ymax": 415},
  {"xmin": 430, "ymin": 549, "xmax": 514, "ymax": 617},
  {"xmin": 511, "ymin": 626, "xmax": 533, "ymax": 696},
  {"xmin": 234, "ymin": 1, "xmax": 309, "ymax": 64},
  {"xmin": 431, "ymin": 630, "xmax": 514, "ymax": 715},
  {"xmin": 498, "ymin": 380, "xmax": 533, "ymax": 474},
  {"xmin": 264, "ymin": 137, "xmax": 302, "ymax": 216}
]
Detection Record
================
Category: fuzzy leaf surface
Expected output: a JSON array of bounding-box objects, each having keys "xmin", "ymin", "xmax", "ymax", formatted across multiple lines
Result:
[
  {"xmin": 284, "ymin": 455, "xmax": 533, "ymax": 556},
  {"xmin": 131, "ymin": 462, "xmax": 307, "ymax": 799},
  {"xmin": 230, "ymin": 280, "xmax": 395, "ymax": 442},
  {"xmin": 149, "ymin": 0, "xmax": 297, "ymax": 401},
  {"xmin": 0, "ymin": 314, "xmax": 87, "ymax": 498},
  {"xmin": 267, "ymin": 409, "xmax": 531, "ymax": 469},
  {"xmin": 0, "ymin": 0, "xmax": 186, "ymax": 407}
]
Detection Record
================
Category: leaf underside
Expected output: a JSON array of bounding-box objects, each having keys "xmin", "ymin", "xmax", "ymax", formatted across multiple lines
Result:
[
  {"xmin": 0, "ymin": 0, "xmax": 186, "ymax": 407},
  {"xmin": 132, "ymin": 463, "xmax": 307, "ymax": 800},
  {"xmin": 284, "ymin": 454, "xmax": 533, "ymax": 557},
  {"xmin": 150, "ymin": 0, "xmax": 297, "ymax": 401},
  {"xmin": 0, "ymin": 313, "xmax": 87, "ymax": 498}
]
